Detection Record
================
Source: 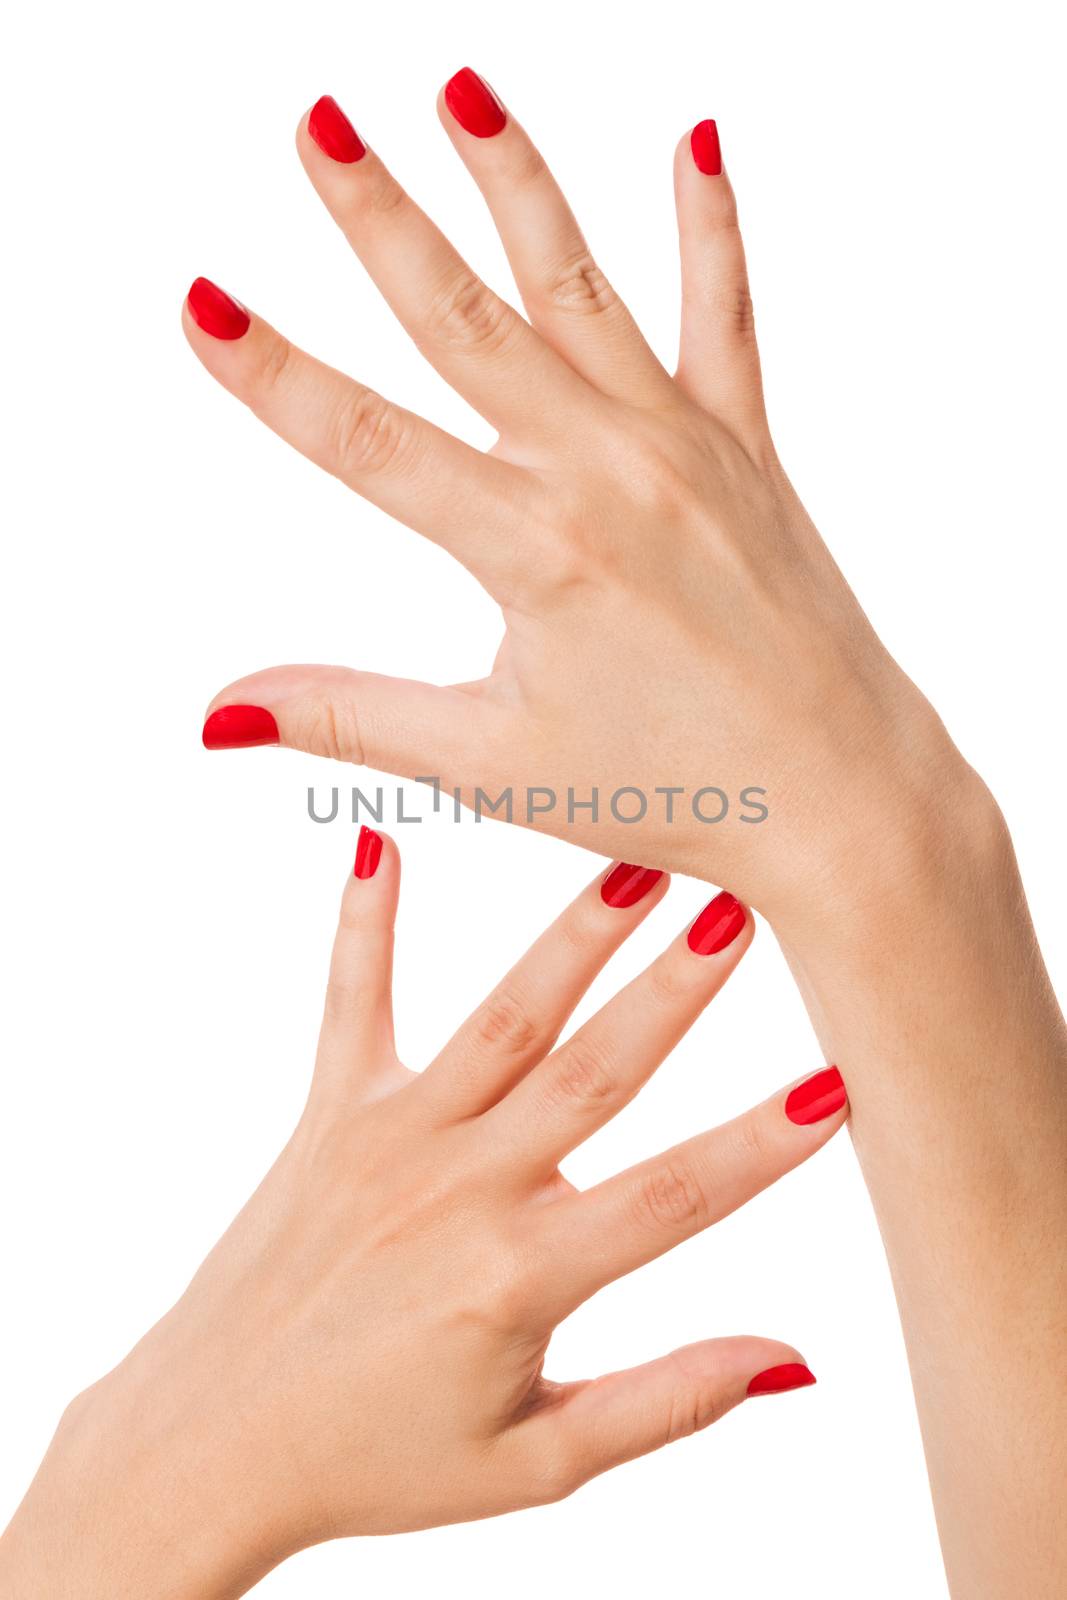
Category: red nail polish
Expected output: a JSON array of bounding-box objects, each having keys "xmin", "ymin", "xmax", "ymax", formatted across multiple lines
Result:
[
  {"xmin": 687, "ymin": 891, "xmax": 746, "ymax": 955},
  {"xmin": 187, "ymin": 277, "xmax": 250, "ymax": 341},
  {"xmin": 444, "ymin": 67, "xmax": 506, "ymax": 138},
  {"xmin": 202, "ymin": 705, "xmax": 279, "ymax": 750},
  {"xmin": 308, "ymin": 95, "xmax": 367, "ymax": 164},
  {"xmin": 690, "ymin": 119, "xmax": 722, "ymax": 176},
  {"xmin": 785, "ymin": 1066, "xmax": 847, "ymax": 1126},
  {"xmin": 354, "ymin": 826, "xmax": 383, "ymax": 880},
  {"xmin": 601, "ymin": 862, "xmax": 664, "ymax": 909},
  {"xmin": 746, "ymin": 1362, "xmax": 817, "ymax": 1398}
]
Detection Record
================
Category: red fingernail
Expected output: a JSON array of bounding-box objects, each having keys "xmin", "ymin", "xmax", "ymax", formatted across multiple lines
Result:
[
  {"xmin": 308, "ymin": 95, "xmax": 366, "ymax": 164},
  {"xmin": 187, "ymin": 277, "xmax": 250, "ymax": 340},
  {"xmin": 601, "ymin": 862, "xmax": 664, "ymax": 909},
  {"xmin": 690, "ymin": 119, "xmax": 722, "ymax": 176},
  {"xmin": 354, "ymin": 826, "xmax": 383, "ymax": 880},
  {"xmin": 444, "ymin": 67, "xmax": 506, "ymax": 138},
  {"xmin": 202, "ymin": 705, "xmax": 279, "ymax": 750},
  {"xmin": 746, "ymin": 1362, "xmax": 817, "ymax": 1398},
  {"xmin": 785, "ymin": 1066, "xmax": 847, "ymax": 1126},
  {"xmin": 687, "ymin": 891, "xmax": 746, "ymax": 955}
]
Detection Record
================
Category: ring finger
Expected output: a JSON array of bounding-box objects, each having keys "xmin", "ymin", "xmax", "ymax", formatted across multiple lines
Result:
[
  {"xmin": 487, "ymin": 890, "xmax": 752, "ymax": 1173},
  {"xmin": 418, "ymin": 860, "xmax": 670, "ymax": 1121},
  {"xmin": 437, "ymin": 68, "xmax": 675, "ymax": 406},
  {"xmin": 298, "ymin": 96, "xmax": 593, "ymax": 443}
]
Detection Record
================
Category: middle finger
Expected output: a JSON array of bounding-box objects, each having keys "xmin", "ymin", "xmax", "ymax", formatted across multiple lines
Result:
[
  {"xmin": 298, "ymin": 96, "xmax": 594, "ymax": 444},
  {"xmin": 487, "ymin": 891, "xmax": 751, "ymax": 1172},
  {"xmin": 437, "ymin": 68, "xmax": 676, "ymax": 407}
]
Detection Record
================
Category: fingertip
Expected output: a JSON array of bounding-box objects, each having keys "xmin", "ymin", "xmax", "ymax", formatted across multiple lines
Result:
[
  {"xmin": 685, "ymin": 890, "xmax": 751, "ymax": 958},
  {"xmin": 690, "ymin": 118, "xmax": 723, "ymax": 177},
  {"xmin": 353, "ymin": 824, "xmax": 386, "ymax": 881},
  {"xmin": 338, "ymin": 826, "xmax": 400, "ymax": 925},
  {"xmin": 677, "ymin": 1335, "xmax": 813, "ymax": 1409},
  {"xmin": 184, "ymin": 276, "xmax": 251, "ymax": 342},
  {"xmin": 442, "ymin": 66, "xmax": 507, "ymax": 140},
  {"xmin": 201, "ymin": 703, "xmax": 279, "ymax": 751},
  {"xmin": 746, "ymin": 1360, "xmax": 817, "ymax": 1399},
  {"xmin": 598, "ymin": 861, "xmax": 669, "ymax": 912},
  {"xmin": 672, "ymin": 126, "xmax": 699, "ymax": 188},
  {"xmin": 783, "ymin": 1065, "xmax": 848, "ymax": 1128}
]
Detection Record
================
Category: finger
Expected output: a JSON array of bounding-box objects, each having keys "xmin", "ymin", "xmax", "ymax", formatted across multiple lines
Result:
[
  {"xmin": 311, "ymin": 828, "xmax": 406, "ymax": 1105},
  {"xmin": 436, "ymin": 69, "xmax": 673, "ymax": 406},
  {"xmin": 201, "ymin": 664, "xmax": 501, "ymax": 792},
  {"xmin": 510, "ymin": 1337, "xmax": 815, "ymax": 1502},
  {"xmin": 182, "ymin": 283, "xmax": 531, "ymax": 599},
  {"xmin": 541, "ymin": 1066, "xmax": 848, "ymax": 1314},
  {"xmin": 673, "ymin": 123, "xmax": 770, "ymax": 452},
  {"xmin": 418, "ymin": 860, "xmax": 670, "ymax": 1121},
  {"xmin": 297, "ymin": 98, "xmax": 592, "ymax": 442},
  {"xmin": 489, "ymin": 891, "xmax": 752, "ymax": 1172}
]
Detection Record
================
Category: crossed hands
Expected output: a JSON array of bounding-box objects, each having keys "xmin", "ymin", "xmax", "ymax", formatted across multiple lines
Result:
[{"xmin": 187, "ymin": 71, "xmax": 962, "ymax": 935}]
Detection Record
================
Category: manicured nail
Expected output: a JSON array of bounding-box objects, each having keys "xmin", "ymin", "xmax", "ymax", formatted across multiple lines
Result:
[
  {"xmin": 746, "ymin": 1362, "xmax": 817, "ymax": 1398},
  {"xmin": 308, "ymin": 95, "xmax": 366, "ymax": 164},
  {"xmin": 354, "ymin": 825, "xmax": 383, "ymax": 880},
  {"xmin": 785, "ymin": 1066, "xmax": 847, "ymax": 1126},
  {"xmin": 687, "ymin": 890, "xmax": 745, "ymax": 955},
  {"xmin": 444, "ymin": 67, "xmax": 506, "ymax": 138},
  {"xmin": 601, "ymin": 862, "xmax": 664, "ymax": 909},
  {"xmin": 202, "ymin": 705, "xmax": 279, "ymax": 750},
  {"xmin": 186, "ymin": 277, "xmax": 250, "ymax": 341},
  {"xmin": 690, "ymin": 119, "xmax": 722, "ymax": 176}
]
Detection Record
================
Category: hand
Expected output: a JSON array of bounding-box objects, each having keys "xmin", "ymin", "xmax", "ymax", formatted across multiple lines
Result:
[
  {"xmin": 2, "ymin": 836, "xmax": 847, "ymax": 1595},
  {"xmin": 186, "ymin": 76, "xmax": 982, "ymax": 931}
]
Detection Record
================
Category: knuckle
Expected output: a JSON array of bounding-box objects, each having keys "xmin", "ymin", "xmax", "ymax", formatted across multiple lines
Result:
[
  {"xmin": 524, "ymin": 488, "xmax": 607, "ymax": 597},
  {"xmin": 602, "ymin": 421, "xmax": 700, "ymax": 524},
  {"xmin": 364, "ymin": 171, "xmax": 410, "ymax": 220},
  {"xmin": 510, "ymin": 141, "xmax": 550, "ymax": 190},
  {"xmin": 425, "ymin": 271, "xmax": 515, "ymax": 356},
  {"xmin": 323, "ymin": 971, "xmax": 371, "ymax": 1025},
  {"xmin": 304, "ymin": 696, "xmax": 363, "ymax": 765},
  {"xmin": 453, "ymin": 1251, "xmax": 533, "ymax": 1336},
  {"xmin": 329, "ymin": 388, "xmax": 411, "ymax": 479},
  {"xmin": 663, "ymin": 1371, "xmax": 723, "ymax": 1443},
  {"xmin": 489, "ymin": 1269, "xmax": 535, "ymax": 1333},
  {"xmin": 634, "ymin": 1158, "xmax": 710, "ymax": 1235},
  {"xmin": 253, "ymin": 335, "xmax": 296, "ymax": 402},
  {"xmin": 472, "ymin": 986, "xmax": 542, "ymax": 1059},
  {"xmin": 543, "ymin": 251, "xmax": 617, "ymax": 318},
  {"xmin": 527, "ymin": 1435, "xmax": 583, "ymax": 1505},
  {"xmin": 556, "ymin": 905, "xmax": 596, "ymax": 960},
  {"xmin": 728, "ymin": 1108, "xmax": 773, "ymax": 1171},
  {"xmin": 545, "ymin": 1037, "xmax": 617, "ymax": 1114},
  {"xmin": 644, "ymin": 959, "xmax": 689, "ymax": 1013},
  {"xmin": 717, "ymin": 280, "xmax": 757, "ymax": 339}
]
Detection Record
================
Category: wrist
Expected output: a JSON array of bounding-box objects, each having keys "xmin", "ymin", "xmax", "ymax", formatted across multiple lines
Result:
[
  {"xmin": 766, "ymin": 737, "xmax": 1009, "ymax": 960},
  {"xmin": 2, "ymin": 1367, "xmax": 294, "ymax": 1600}
]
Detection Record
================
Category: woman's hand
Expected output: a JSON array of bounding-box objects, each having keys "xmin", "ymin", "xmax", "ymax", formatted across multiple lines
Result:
[
  {"xmin": 186, "ymin": 75, "xmax": 983, "ymax": 935},
  {"xmin": 1, "ymin": 834, "xmax": 846, "ymax": 1597}
]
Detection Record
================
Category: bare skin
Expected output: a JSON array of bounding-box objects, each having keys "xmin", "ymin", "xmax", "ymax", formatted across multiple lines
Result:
[
  {"xmin": 2, "ymin": 72, "xmax": 1064, "ymax": 1596},
  {"xmin": 177, "ymin": 78, "xmax": 1067, "ymax": 1594},
  {"xmin": 0, "ymin": 846, "xmax": 847, "ymax": 1595}
]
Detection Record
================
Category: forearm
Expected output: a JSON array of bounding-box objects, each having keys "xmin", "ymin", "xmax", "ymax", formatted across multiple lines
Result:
[{"xmin": 775, "ymin": 782, "xmax": 1067, "ymax": 1596}]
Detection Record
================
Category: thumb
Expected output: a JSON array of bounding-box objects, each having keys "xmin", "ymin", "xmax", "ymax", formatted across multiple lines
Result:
[
  {"xmin": 519, "ymin": 1337, "xmax": 815, "ymax": 1499},
  {"xmin": 201, "ymin": 662, "xmax": 499, "ymax": 783}
]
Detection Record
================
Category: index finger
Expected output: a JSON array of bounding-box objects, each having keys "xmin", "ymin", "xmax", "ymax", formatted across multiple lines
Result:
[{"xmin": 182, "ymin": 283, "xmax": 534, "ymax": 600}]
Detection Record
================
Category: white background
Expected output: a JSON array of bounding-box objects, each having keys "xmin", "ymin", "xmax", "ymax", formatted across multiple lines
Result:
[{"xmin": 2, "ymin": 2, "xmax": 1064, "ymax": 1594}]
